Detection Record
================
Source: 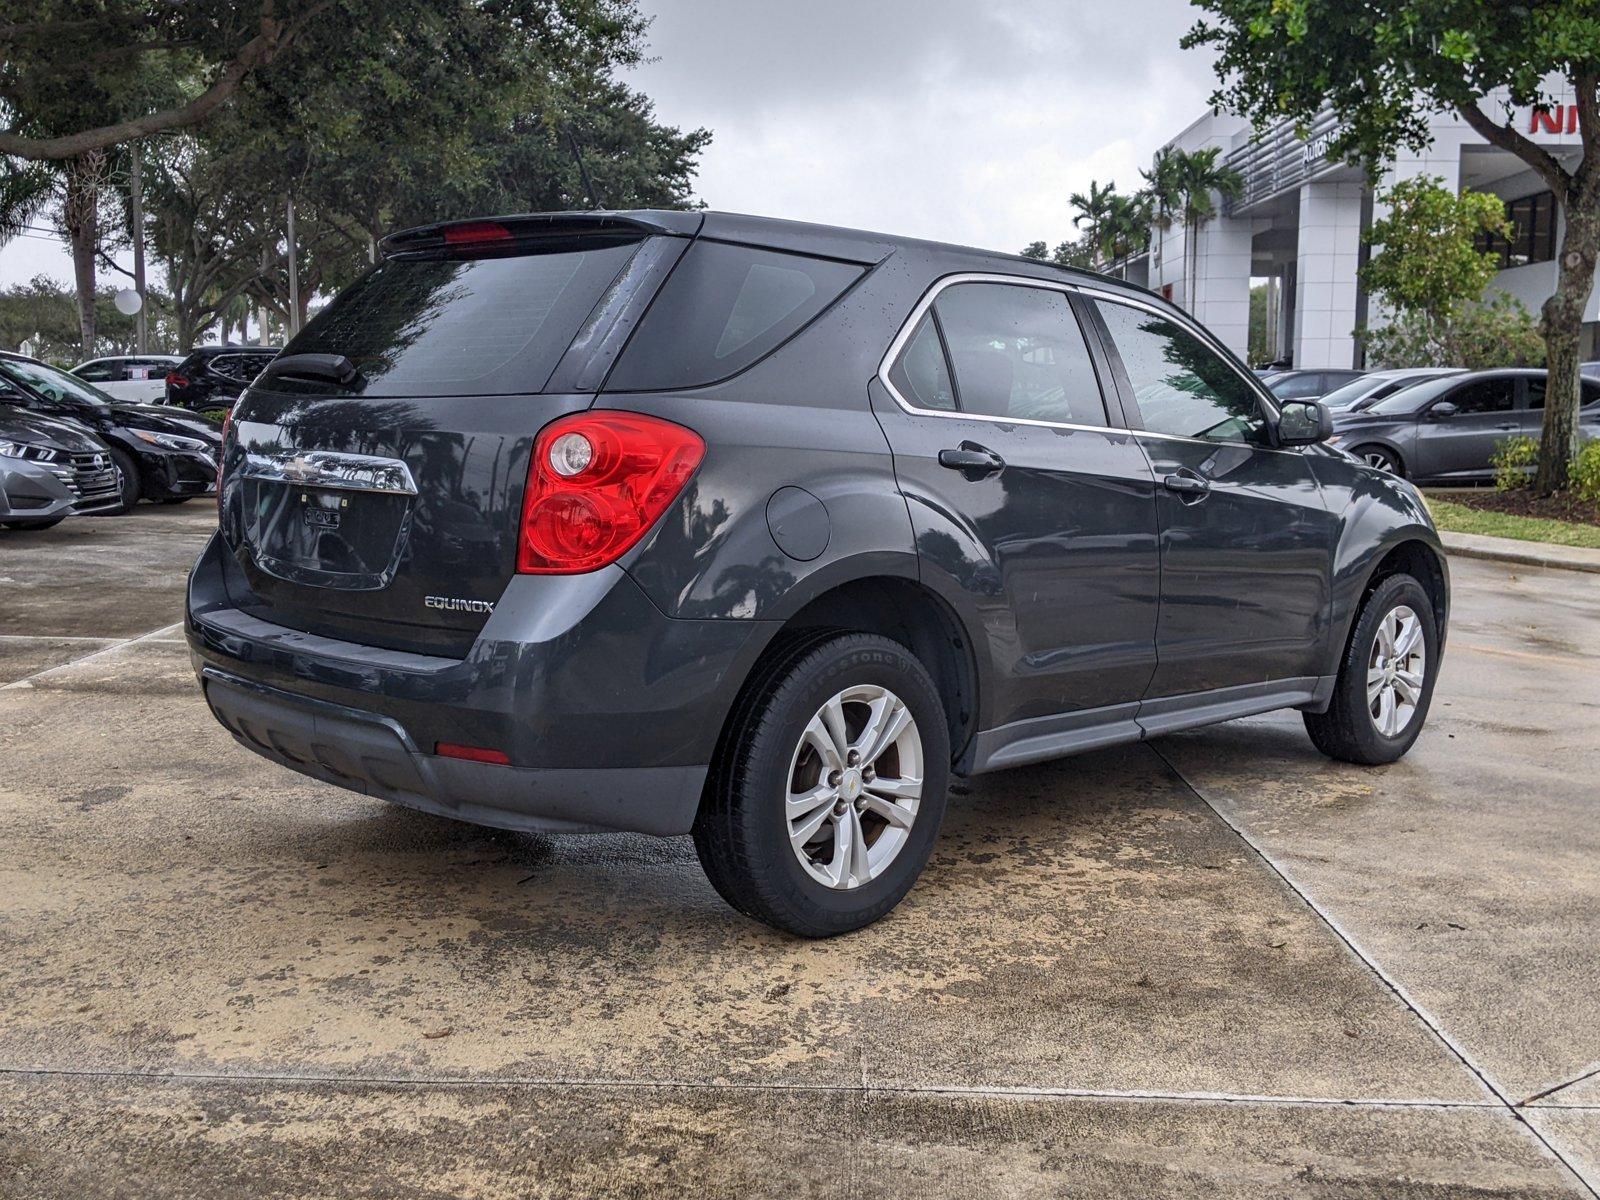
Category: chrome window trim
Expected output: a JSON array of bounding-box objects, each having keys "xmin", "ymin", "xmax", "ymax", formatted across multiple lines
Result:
[
  {"xmin": 876, "ymin": 273, "xmax": 1122, "ymax": 436},
  {"xmin": 876, "ymin": 272, "xmax": 1293, "ymax": 453}
]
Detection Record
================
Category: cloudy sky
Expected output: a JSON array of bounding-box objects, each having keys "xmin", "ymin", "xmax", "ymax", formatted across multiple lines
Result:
[{"xmin": 0, "ymin": 0, "xmax": 1217, "ymax": 286}]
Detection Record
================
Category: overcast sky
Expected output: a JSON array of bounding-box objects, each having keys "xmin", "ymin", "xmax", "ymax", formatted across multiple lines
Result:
[{"xmin": 0, "ymin": 0, "xmax": 1217, "ymax": 288}]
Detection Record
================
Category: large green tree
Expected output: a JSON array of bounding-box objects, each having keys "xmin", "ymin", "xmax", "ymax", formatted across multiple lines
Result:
[
  {"xmin": 1186, "ymin": 0, "xmax": 1600, "ymax": 492},
  {"xmin": 4, "ymin": 1, "xmax": 705, "ymax": 353}
]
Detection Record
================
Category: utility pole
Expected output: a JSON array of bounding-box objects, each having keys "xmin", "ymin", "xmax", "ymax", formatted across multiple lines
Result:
[
  {"xmin": 285, "ymin": 195, "xmax": 300, "ymax": 337},
  {"xmin": 129, "ymin": 145, "xmax": 147, "ymax": 354}
]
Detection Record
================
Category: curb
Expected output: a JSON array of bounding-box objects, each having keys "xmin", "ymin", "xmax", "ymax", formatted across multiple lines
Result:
[{"xmin": 1439, "ymin": 531, "xmax": 1600, "ymax": 575}]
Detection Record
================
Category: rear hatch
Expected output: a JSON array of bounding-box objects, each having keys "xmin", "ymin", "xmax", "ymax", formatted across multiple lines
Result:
[{"xmin": 219, "ymin": 213, "xmax": 696, "ymax": 655}]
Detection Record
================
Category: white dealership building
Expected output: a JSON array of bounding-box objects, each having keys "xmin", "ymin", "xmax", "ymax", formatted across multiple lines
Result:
[{"xmin": 1118, "ymin": 87, "xmax": 1594, "ymax": 369}]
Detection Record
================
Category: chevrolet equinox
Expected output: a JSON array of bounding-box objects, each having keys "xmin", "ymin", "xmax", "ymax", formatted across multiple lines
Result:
[{"xmin": 187, "ymin": 211, "xmax": 1449, "ymax": 937}]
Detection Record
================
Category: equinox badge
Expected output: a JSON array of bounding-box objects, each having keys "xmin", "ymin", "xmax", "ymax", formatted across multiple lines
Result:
[{"xmin": 425, "ymin": 595, "xmax": 496, "ymax": 614}]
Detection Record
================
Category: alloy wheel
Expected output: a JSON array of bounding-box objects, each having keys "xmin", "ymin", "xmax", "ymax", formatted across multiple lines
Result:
[
  {"xmin": 1363, "ymin": 449, "xmax": 1396, "ymax": 473},
  {"xmin": 785, "ymin": 684, "xmax": 924, "ymax": 890},
  {"xmin": 1367, "ymin": 604, "xmax": 1426, "ymax": 737}
]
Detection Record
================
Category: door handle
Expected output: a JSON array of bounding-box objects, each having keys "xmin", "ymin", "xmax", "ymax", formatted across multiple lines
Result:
[
  {"xmin": 938, "ymin": 444, "xmax": 1005, "ymax": 477},
  {"xmin": 1163, "ymin": 472, "xmax": 1212, "ymax": 501},
  {"xmin": 1495, "ymin": 423, "xmax": 1519, "ymax": 431}
]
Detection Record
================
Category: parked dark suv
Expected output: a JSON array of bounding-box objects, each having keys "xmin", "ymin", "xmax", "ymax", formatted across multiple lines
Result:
[
  {"xmin": 165, "ymin": 346, "xmax": 280, "ymax": 411},
  {"xmin": 188, "ymin": 211, "xmax": 1449, "ymax": 936}
]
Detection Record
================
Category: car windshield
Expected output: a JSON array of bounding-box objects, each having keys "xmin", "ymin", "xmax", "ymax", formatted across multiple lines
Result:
[
  {"xmin": 0, "ymin": 357, "xmax": 113, "ymax": 407},
  {"xmin": 1365, "ymin": 376, "xmax": 1458, "ymax": 416},
  {"xmin": 1319, "ymin": 376, "xmax": 1384, "ymax": 409}
]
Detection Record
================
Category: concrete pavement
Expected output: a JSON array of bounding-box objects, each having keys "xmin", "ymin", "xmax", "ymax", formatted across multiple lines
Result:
[{"xmin": 0, "ymin": 507, "xmax": 1595, "ymax": 1197}]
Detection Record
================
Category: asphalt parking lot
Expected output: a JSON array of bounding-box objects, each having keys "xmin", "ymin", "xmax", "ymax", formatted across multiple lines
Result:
[{"xmin": 1, "ymin": 505, "xmax": 1597, "ymax": 1198}]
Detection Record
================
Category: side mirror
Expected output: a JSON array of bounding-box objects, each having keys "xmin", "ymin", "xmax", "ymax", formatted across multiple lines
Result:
[
  {"xmin": 1277, "ymin": 399, "xmax": 1332, "ymax": 447},
  {"xmin": 1427, "ymin": 401, "xmax": 1459, "ymax": 421}
]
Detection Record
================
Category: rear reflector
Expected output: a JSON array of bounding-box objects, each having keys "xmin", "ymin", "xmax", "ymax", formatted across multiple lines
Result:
[
  {"xmin": 165, "ymin": 372, "xmax": 188, "ymax": 389},
  {"xmin": 442, "ymin": 221, "xmax": 513, "ymax": 246},
  {"xmin": 434, "ymin": 742, "xmax": 512, "ymax": 765}
]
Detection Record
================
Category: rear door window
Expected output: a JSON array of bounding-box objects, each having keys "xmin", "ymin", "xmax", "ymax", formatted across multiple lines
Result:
[
  {"xmin": 886, "ymin": 315, "xmax": 957, "ymax": 411},
  {"xmin": 606, "ymin": 241, "xmax": 863, "ymax": 390},
  {"xmin": 275, "ymin": 238, "xmax": 647, "ymax": 396},
  {"xmin": 920, "ymin": 282, "xmax": 1108, "ymax": 425}
]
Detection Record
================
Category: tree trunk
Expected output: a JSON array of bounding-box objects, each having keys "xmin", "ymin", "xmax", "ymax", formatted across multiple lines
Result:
[
  {"xmin": 1536, "ymin": 206, "xmax": 1600, "ymax": 494},
  {"xmin": 62, "ymin": 152, "xmax": 105, "ymax": 356}
]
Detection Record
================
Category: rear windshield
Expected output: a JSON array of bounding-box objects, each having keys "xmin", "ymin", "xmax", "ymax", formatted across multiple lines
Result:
[
  {"xmin": 272, "ymin": 237, "xmax": 645, "ymax": 397},
  {"xmin": 605, "ymin": 241, "xmax": 864, "ymax": 391}
]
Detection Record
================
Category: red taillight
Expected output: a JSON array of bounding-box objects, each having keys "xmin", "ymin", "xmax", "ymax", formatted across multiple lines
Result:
[
  {"xmin": 217, "ymin": 409, "xmax": 232, "ymax": 520},
  {"xmin": 518, "ymin": 412, "xmax": 704, "ymax": 574},
  {"xmin": 435, "ymin": 742, "xmax": 511, "ymax": 765},
  {"xmin": 165, "ymin": 372, "xmax": 188, "ymax": 389},
  {"xmin": 443, "ymin": 221, "xmax": 513, "ymax": 246}
]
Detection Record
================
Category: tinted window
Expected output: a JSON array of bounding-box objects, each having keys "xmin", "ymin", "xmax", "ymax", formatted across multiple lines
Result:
[
  {"xmin": 279, "ymin": 238, "xmax": 645, "ymax": 397},
  {"xmin": 1444, "ymin": 378, "xmax": 1515, "ymax": 414},
  {"xmin": 927, "ymin": 283, "xmax": 1106, "ymax": 425},
  {"xmin": 1094, "ymin": 299, "xmax": 1268, "ymax": 445},
  {"xmin": 608, "ymin": 241, "xmax": 863, "ymax": 390},
  {"xmin": 886, "ymin": 314, "xmax": 956, "ymax": 411},
  {"xmin": 1525, "ymin": 377, "xmax": 1600, "ymax": 409},
  {"xmin": 210, "ymin": 353, "xmax": 276, "ymax": 383},
  {"xmin": 74, "ymin": 361, "xmax": 121, "ymax": 382},
  {"xmin": 1269, "ymin": 372, "xmax": 1324, "ymax": 399}
]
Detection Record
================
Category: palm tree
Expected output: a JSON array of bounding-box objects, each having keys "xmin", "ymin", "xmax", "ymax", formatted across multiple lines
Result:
[
  {"xmin": 1139, "ymin": 148, "xmax": 1184, "ymax": 279},
  {"xmin": 1069, "ymin": 179, "xmax": 1117, "ymax": 270},
  {"xmin": 1174, "ymin": 147, "xmax": 1243, "ymax": 313},
  {"xmin": 1104, "ymin": 191, "xmax": 1152, "ymax": 277}
]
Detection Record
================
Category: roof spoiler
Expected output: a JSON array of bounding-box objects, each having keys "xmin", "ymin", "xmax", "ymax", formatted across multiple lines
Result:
[{"xmin": 379, "ymin": 210, "xmax": 704, "ymax": 257}]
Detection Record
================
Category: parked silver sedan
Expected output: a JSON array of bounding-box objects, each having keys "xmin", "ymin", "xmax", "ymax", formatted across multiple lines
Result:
[
  {"xmin": 1329, "ymin": 368, "xmax": 1600, "ymax": 481},
  {"xmin": 1319, "ymin": 367, "xmax": 1465, "ymax": 413}
]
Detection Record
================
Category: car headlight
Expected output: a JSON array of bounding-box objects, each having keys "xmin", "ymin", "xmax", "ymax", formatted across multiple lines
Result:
[
  {"xmin": 0, "ymin": 439, "xmax": 57, "ymax": 462},
  {"xmin": 132, "ymin": 429, "xmax": 213, "ymax": 453}
]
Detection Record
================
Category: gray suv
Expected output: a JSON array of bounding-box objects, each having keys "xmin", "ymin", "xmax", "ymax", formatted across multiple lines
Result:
[{"xmin": 187, "ymin": 211, "xmax": 1449, "ymax": 936}]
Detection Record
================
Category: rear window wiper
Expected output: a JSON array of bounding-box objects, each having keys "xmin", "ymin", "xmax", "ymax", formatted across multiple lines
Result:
[{"xmin": 260, "ymin": 353, "xmax": 364, "ymax": 389}]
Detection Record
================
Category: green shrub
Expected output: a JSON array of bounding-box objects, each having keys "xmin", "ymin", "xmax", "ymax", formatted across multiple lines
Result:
[
  {"xmin": 1491, "ymin": 435, "xmax": 1538, "ymax": 491},
  {"xmin": 200, "ymin": 407, "xmax": 231, "ymax": 425},
  {"xmin": 1571, "ymin": 440, "xmax": 1600, "ymax": 504},
  {"xmin": 1358, "ymin": 295, "xmax": 1545, "ymax": 370}
]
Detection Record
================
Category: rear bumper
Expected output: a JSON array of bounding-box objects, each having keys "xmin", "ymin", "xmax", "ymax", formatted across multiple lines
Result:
[
  {"xmin": 186, "ymin": 533, "xmax": 777, "ymax": 835},
  {"xmin": 199, "ymin": 667, "xmax": 707, "ymax": 834}
]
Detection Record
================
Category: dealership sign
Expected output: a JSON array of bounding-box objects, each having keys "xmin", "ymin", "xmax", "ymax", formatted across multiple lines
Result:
[{"xmin": 1529, "ymin": 105, "xmax": 1581, "ymax": 135}]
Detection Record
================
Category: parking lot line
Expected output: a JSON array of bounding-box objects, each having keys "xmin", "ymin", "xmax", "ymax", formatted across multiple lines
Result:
[
  {"xmin": 0, "ymin": 622, "xmax": 182, "ymax": 691},
  {"xmin": 1151, "ymin": 743, "xmax": 1600, "ymax": 1198},
  {"xmin": 0, "ymin": 1061, "xmax": 1509, "ymax": 1111}
]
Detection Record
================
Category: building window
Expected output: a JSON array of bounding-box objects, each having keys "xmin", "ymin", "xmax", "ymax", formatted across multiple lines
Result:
[{"xmin": 1477, "ymin": 191, "xmax": 1557, "ymax": 269}]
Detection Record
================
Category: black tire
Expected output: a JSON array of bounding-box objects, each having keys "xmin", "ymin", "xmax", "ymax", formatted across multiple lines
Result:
[
  {"xmin": 107, "ymin": 447, "xmax": 141, "ymax": 513},
  {"xmin": 693, "ymin": 632, "xmax": 951, "ymax": 938},
  {"xmin": 1, "ymin": 517, "xmax": 65, "ymax": 531},
  {"xmin": 1305, "ymin": 573, "xmax": 1439, "ymax": 765},
  {"xmin": 1352, "ymin": 445, "xmax": 1403, "ymax": 476}
]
